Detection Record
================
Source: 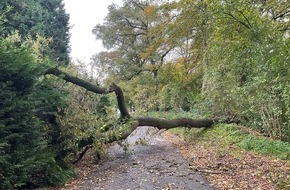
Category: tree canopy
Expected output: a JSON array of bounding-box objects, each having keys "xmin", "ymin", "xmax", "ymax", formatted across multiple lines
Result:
[
  {"xmin": 0, "ymin": 0, "xmax": 289, "ymax": 189},
  {"xmin": 0, "ymin": 0, "xmax": 70, "ymax": 63},
  {"xmin": 92, "ymin": 0, "xmax": 290, "ymax": 140}
]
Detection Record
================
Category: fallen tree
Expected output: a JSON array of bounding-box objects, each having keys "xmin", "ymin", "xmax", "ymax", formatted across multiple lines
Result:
[{"xmin": 45, "ymin": 67, "xmax": 237, "ymax": 163}]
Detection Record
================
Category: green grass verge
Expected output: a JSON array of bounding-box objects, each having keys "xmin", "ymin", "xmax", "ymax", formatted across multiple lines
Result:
[
  {"xmin": 148, "ymin": 111, "xmax": 290, "ymax": 160},
  {"xmin": 172, "ymin": 124, "xmax": 290, "ymax": 160}
]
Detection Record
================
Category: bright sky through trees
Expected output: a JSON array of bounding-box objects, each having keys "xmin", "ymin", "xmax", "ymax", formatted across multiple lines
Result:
[{"xmin": 64, "ymin": 0, "xmax": 122, "ymax": 64}]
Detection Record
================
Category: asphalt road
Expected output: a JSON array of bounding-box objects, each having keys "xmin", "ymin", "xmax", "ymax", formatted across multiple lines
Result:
[{"xmin": 73, "ymin": 126, "xmax": 215, "ymax": 190}]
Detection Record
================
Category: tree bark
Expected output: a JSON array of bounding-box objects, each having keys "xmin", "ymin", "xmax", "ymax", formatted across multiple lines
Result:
[
  {"xmin": 46, "ymin": 67, "xmax": 240, "ymax": 163},
  {"xmin": 45, "ymin": 67, "xmax": 236, "ymax": 140},
  {"xmin": 110, "ymin": 83, "xmax": 130, "ymax": 118},
  {"xmin": 45, "ymin": 68, "xmax": 130, "ymax": 118},
  {"xmin": 45, "ymin": 68, "xmax": 108, "ymax": 94},
  {"xmin": 137, "ymin": 117, "xmax": 218, "ymax": 129},
  {"xmin": 71, "ymin": 145, "xmax": 93, "ymax": 164}
]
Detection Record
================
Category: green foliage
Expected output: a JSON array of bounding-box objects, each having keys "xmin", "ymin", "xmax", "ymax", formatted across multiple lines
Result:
[
  {"xmin": 119, "ymin": 73, "xmax": 157, "ymax": 114},
  {"xmin": 51, "ymin": 65, "xmax": 116, "ymax": 163},
  {"xmin": 157, "ymin": 61, "xmax": 203, "ymax": 111},
  {"xmin": 0, "ymin": 0, "xmax": 70, "ymax": 63},
  {"xmin": 39, "ymin": 0, "xmax": 70, "ymax": 63},
  {"xmin": 92, "ymin": 0, "xmax": 178, "ymax": 112},
  {"xmin": 94, "ymin": 0, "xmax": 290, "ymax": 141},
  {"xmin": 0, "ymin": 35, "xmax": 72, "ymax": 189},
  {"xmin": 203, "ymin": 0, "xmax": 290, "ymax": 141}
]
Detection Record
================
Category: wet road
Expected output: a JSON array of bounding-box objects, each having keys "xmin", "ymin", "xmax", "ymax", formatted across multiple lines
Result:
[{"xmin": 74, "ymin": 126, "xmax": 215, "ymax": 190}]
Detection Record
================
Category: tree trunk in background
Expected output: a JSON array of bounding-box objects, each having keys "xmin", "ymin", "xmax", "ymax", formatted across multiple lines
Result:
[{"xmin": 200, "ymin": 0, "xmax": 209, "ymax": 94}]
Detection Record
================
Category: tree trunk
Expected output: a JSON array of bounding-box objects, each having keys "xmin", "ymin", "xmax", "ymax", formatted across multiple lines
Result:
[
  {"xmin": 45, "ymin": 67, "xmax": 237, "ymax": 141},
  {"xmin": 137, "ymin": 117, "xmax": 218, "ymax": 129},
  {"xmin": 45, "ymin": 67, "xmax": 240, "ymax": 164},
  {"xmin": 45, "ymin": 68, "xmax": 130, "ymax": 118}
]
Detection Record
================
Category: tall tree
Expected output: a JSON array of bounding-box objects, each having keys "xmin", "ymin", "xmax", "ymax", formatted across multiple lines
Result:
[
  {"xmin": 92, "ymin": 0, "xmax": 175, "ymax": 111},
  {"xmin": 148, "ymin": 0, "xmax": 211, "ymax": 110},
  {"xmin": 203, "ymin": 0, "xmax": 290, "ymax": 140},
  {"xmin": 0, "ymin": 0, "xmax": 70, "ymax": 63},
  {"xmin": 92, "ymin": 0, "xmax": 171, "ymax": 80},
  {"xmin": 40, "ymin": 0, "xmax": 70, "ymax": 63}
]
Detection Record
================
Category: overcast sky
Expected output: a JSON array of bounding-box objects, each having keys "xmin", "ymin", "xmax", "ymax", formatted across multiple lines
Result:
[{"xmin": 64, "ymin": 0, "xmax": 123, "ymax": 64}]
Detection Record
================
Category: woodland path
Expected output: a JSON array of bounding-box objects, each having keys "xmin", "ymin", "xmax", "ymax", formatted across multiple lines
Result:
[{"xmin": 66, "ymin": 126, "xmax": 215, "ymax": 190}]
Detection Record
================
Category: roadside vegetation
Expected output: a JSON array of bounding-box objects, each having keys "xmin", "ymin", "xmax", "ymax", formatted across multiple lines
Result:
[
  {"xmin": 1, "ymin": 0, "xmax": 290, "ymax": 189},
  {"xmin": 150, "ymin": 111, "xmax": 289, "ymax": 160},
  {"xmin": 153, "ymin": 112, "xmax": 290, "ymax": 189}
]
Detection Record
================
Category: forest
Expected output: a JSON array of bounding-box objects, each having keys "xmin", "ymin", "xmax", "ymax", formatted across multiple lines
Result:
[{"xmin": 0, "ymin": 0, "xmax": 289, "ymax": 189}]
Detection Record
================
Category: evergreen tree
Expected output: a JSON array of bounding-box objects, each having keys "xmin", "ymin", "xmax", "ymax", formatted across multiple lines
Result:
[
  {"xmin": 40, "ymin": 0, "xmax": 70, "ymax": 63},
  {"xmin": 0, "ymin": 34, "xmax": 72, "ymax": 189},
  {"xmin": 0, "ymin": 0, "xmax": 70, "ymax": 63}
]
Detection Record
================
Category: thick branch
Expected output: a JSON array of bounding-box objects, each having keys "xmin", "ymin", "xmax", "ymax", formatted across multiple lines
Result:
[
  {"xmin": 45, "ymin": 67, "xmax": 238, "ymax": 131},
  {"xmin": 45, "ymin": 68, "xmax": 108, "ymax": 94},
  {"xmin": 45, "ymin": 67, "xmax": 240, "ymax": 163},
  {"xmin": 137, "ymin": 117, "xmax": 219, "ymax": 129},
  {"xmin": 45, "ymin": 67, "xmax": 130, "ymax": 118},
  {"xmin": 104, "ymin": 117, "xmax": 238, "ymax": 144},
  {"xmin": 71, "ymin": 145, "xmax": 93, "ymax": 165},
  {"xmin": 110, "ymin": 83, "xmax": 130, "ymax": 118}
]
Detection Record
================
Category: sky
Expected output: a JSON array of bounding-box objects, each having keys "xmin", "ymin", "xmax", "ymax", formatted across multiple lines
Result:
[{"xmin": 63, "ymin": 0, "xmax": 123, "ymax": 64}]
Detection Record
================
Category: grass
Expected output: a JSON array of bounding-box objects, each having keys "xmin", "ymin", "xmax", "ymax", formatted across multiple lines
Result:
[
  {"xmin": 171, "ymin": 124, "xmax": 290, "ymax": 160},
  {"xmin": 237, "ymin": 134, "xmax": 290, "ymax": 160},
  {"xmin": 148, "ymin": 111, "xmax": 290, "ymax": 160}
]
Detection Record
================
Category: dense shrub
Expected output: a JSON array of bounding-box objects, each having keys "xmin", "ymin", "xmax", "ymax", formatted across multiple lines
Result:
[{"xmin": 0, "ymin": 36, "xmax": 72, "ymax": 189}]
